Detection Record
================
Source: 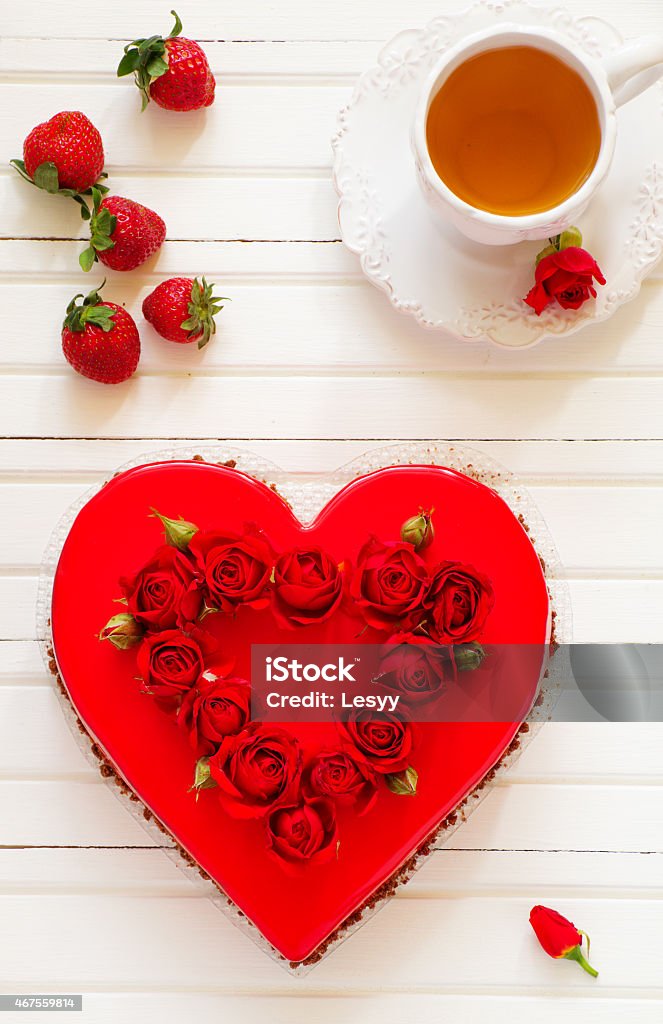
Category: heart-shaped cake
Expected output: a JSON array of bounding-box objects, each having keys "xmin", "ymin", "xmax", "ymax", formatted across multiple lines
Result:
[{"xmin": 48, "ymin": 455, "xmax": 551, "ymax": 966}]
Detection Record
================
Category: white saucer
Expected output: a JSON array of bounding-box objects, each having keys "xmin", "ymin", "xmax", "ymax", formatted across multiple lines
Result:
[{"xmin": 332, "ymin": 0, "xmax": 663, "ymax": 348}]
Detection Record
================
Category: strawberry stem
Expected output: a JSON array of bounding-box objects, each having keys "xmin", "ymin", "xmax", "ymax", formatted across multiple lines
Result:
[
  {"xmin": 117, "ymin": 10, "xmax": 183, "ymax": 110},
  {"xmin": 10, "ymin": 159, "xmax": 108, "ymax": 214},
  {"xmin": 63, "ymin": 281, "xmax": 116, "ymax": 333},
  {"xmin": 180, "ymin": 276, "xmax": 230, "ymax": 349}
]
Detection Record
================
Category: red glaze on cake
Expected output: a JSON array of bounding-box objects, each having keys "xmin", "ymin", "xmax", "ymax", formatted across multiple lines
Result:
[{"xmin": 51, "ymin": 461, "xmax": 550, "ymax": 963}]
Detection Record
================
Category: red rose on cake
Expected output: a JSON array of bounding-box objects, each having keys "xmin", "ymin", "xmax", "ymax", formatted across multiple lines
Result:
[
  {"xmin": 379, "ymin": 632, "xmax": 457, "ymax": 704},
  {"xmin": 351, "ymin": 537, "xmax": 429, "ymax": 631},
  {"xmin": 137, "ymin": 627, "xmax": 227, "ymax": 706},
  {"xmin": 266, "ymin": 798, "xmax": 338, "ymax": 866},
  {"xmin": 209, "ymin": 723, "xmax": 302, "ymax": 818},
  {"xmin": 178, "ymin": 676, "xmax": 251, "ymax": 757},
  {"xmin": 272, "ymin": 547, "xmax": 346, "ymax": 628},
  {"xmin": 189, "ymin": 525, "xmax": 274, "ymax": 613},
  {"xmin": 304, "ymin": 750, "xmax": 378, "ymax": 814},
  {"xmin": 340, "ymin": 708, "xmax": 414, "ymax": 774},
  {"xmin": 120, "ymin": 546, "xmax": 202, "ymax": 631},
  {"xmin": 424, "ymin": 562, "xmax": 494, "ymax": 643}
]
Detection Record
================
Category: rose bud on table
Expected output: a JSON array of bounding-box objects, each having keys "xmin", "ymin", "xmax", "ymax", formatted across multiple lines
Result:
[{"xmin": 529, "ymin": 905, "xmax": 599, "ymax": 977}]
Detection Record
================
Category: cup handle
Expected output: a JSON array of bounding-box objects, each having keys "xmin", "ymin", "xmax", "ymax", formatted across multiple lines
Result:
[{"xmin": 603, "ymin": 37, "xmax": 663, "ymax": 107}]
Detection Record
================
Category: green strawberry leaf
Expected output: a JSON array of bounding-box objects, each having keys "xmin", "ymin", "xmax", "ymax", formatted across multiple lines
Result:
[
  {"xmin": 146, "ymin": 55, "xmax": 169, "ymax": 78},
  {"xmin": 33, "ymin": 162, "xmax": 61, "ymax": 193},
  {"xmin": 91, "ymin": 234, "xmax": 115, "ymax": 252},
  {"xmin": 79, "ymin": 246, "xmax": 97, "ymax": 273},
  {"xmin": 63, "ymin": 281, "xmax": 115, "ymax": 332},
  {"xmin": 9, "ymin": 158, "xmax": 33, "ymax": 184},
  {"xmin": 117, "ymin": 50, "xmax": 141, "ymax": 77},
  {"xmin": 138, "ymin": 34, "xmax": 163, "ymax": 55}
]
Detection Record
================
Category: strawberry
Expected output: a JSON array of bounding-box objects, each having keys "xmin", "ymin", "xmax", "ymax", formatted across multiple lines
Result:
[
  {"xmin": 142, "ymin": 277, "xmax": 228, "ymax": 348},
  {"xmin": 62, "ymin": 282, "xmax": 140, "ymax": 384},
  {"xmin": 11, "ymin": 111, "xmax": 107, "ymax": 209},
  {"xmin": 118, "ymin": 10, "xmax": 215, "ymax": 112},
  {"xmin": 80, "ymin": 189, "xmax": 166, "ymax": 273}
]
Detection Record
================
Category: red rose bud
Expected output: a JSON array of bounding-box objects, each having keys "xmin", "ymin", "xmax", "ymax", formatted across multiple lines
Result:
[
  {"xmin": 524, "ymin": 242, "xmax": 605, "ymax": 317},
  {"xmin": 379, "ymin": 633, "xmax": 456, "ymax": 704},
  {"xmin": 529, "ymin": 905, "xmax": 598, "ymax": 977},
  {"xmin": 400, "ymin": 509, "xmax": 435, "ymax": 552},
  {"xmin": 150, "ymin": 507, "xmax": 199, "ymax": 551},
  {"xmin": 424, "ymin": 562, "xmax": 494, "ymax": 644},
  {"xmin": 99, "ymin": 612, "xmax": 143, "ymax": 649},
  {"xmin": 272, "ymin": 546, "xmax": 345, "ymax": 628},
  {"xmin": 351, "ymin": 536, "xmax": 429, "ymax": 631},
  {"xmin": 188, "ymin": 525, "xmax": 274, "ymax": 613},
  {"xmin": 266, "ymin": 797, "xmax": 338, "ymax": 866},
  {"xmin": 120, "ymin": 545, "xmax": 203, "ymax": 631},
  {"xmin": 209, "ymin": 723, "xmax": 302, "ymax": 819},
  {"xmin": 385, "ymin": 765, "xmax": 418, "ymax": 796},
  {"xmin": 178, "ymin": 676, "xmax": 251, "ymax": 757},
  {"xmin": 339, "ymin": 708, "xmax": 415, "ymax": 774},
  {"xmin": 304, "ymin": 750, "xmax": 378, "ymax": 815}
]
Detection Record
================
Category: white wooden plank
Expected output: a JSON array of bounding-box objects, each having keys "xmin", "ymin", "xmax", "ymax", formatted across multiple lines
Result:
[
  {"xmin": 0, "ymin": 84, "xmax": 346, "ymax": 170},
  {"xmin": 2, "ymin": 439, "xmax": 663, "ymax": 480},
  {"xmin": 0, "ymin": 891, "xmax": 660, "ymax": 992},
  {"xmin": 3, "ymin": 993, "xmax": 659, "ymax": 1024},
  {"xmin": 0, "ymin": 239, "xmax": 356, "ymax": 278},
  {"xmin": 0, "ymin": 578, "xmax": 37, "ymax": 640},
  {"xmin": 3, "ymin": 684, "xmax": 663, "ymax": 783},
  {"xmin": 3, "ymin": 279, "xmax": 663, "ymax": 372},
  {"xmin": 1, "ymin": 175, "xmax": 340, "ymax": 242},
  {"xmin": 2, "ymin": 375, "xmax": 663, "ymax": 440},
  {"xmin": 4, "ymin": 0, "xmax": 660, "ymax": 40},
  {"xmin": 1, "ymin": 780, "xmax": 660, "ymax": 850},
  {"xmin": 2, "ymin": 847, "xmax": 662, "ymax": 898},
  {"xmin": 0, "ymin": 40, "xmax": 374, "ymax": 78},
  {"xmin": 6, "ymin": 239, "xmax": 661, "ymax": 287},
  {"xmin": 569, "ymin": 580, "xmax": 663, "ymax": 643}
]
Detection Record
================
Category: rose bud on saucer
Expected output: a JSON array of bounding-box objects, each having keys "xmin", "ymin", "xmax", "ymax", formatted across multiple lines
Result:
[
  {"xmin": 524, "ymin": 227, "xmax": 605, "ymax": 316},
  {"xmin": 529, "ymin": 905, "xmax": 599, "ymax": 977}
]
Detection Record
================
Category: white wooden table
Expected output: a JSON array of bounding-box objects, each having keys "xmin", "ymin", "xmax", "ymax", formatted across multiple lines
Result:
[{"xmin": 1, "ymin": 1, "xmax": 663, "ymax": 1020}]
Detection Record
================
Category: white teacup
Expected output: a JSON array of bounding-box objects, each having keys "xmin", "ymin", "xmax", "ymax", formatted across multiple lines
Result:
[{"xmin": 412, "ymin": 26, "xmax": 663, "ymax": 246}]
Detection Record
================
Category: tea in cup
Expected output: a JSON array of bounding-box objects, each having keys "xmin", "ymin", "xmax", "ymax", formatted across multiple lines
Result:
[{"xmin": 412, "ymin": 26, "xmax": 663, "ymax": 245}]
